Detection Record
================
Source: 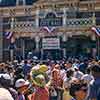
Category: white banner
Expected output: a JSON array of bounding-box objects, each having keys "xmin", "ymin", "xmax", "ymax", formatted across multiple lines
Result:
[{"xmin": 42, "ymin": 38, "xmax": 60, "ymax": 49}]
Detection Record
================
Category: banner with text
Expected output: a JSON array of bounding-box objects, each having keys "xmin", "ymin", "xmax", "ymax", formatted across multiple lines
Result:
[{"xmin": 42, "ymin": 38, "xmax": 60, "ymax": 49}]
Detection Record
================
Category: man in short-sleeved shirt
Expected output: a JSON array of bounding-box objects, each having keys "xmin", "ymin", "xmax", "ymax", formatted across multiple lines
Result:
[{"xmin": 88, "ymin": 64, "xmax": 100, "ymax": 100}]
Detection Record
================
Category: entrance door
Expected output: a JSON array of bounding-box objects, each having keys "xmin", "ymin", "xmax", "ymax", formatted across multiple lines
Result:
[
  {"xmin": 43, "ymin": 49, "xmax": 63, "ymax": 60},
  {"xmin": 66, "ymin": 35, "xmax": 91, "ymax": 58}
]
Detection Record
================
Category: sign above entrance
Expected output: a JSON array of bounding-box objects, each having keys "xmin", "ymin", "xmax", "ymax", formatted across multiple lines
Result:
[
  {"xmin": 39, "ymin": 12, "xmax": 63, "ymax": 33},
  {"xmin": 42, "ymin": 37, "xmax": 60, "ymax": 49}
]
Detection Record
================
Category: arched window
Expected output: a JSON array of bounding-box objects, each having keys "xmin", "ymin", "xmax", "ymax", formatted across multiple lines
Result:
[
  {"xmin": 16, "ymin": 0, "xmax": 26, "ymax": 5},
  {"xmin": 46, "ymin": 12, "xmax": 56, "ymax": 18}
]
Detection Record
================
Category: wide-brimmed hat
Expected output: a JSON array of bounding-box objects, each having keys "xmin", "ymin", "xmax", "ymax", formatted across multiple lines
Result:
[
  {"xmin": 15, "ymin": 79, "xmax": 30, "ymax": 88},
  {"xmin": 33, "ymin": 74, "xmax": 46, "ymax": 87},
  {"xmin": 39, "ymin": 64, "xmax": 48, "ymax": 72}
]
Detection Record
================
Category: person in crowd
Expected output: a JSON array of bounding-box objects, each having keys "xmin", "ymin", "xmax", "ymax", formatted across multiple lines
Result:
[
  {"xmin": 79, "ymin": 58, "xmax": 88, "ymax": 73},
  {"xmin": 49, "ymin": 64, "xmax": 64, "ymax": 100},
  {"xmin": 81, "ymin": 67, "xmax": 94, "ymax": 84},
  {"xmin": 64, "ymin": 60, "xmax": 73, "ymax": 70},
  {"xmin": 14, "ymin": 65, "xmax": 24, "ymax": 84},
  {"xmin": 74, "ymin": 67, "xmax": 84, "ymax": 80},
  {"xmin": 72, "ymin": 59, "xmax": 80, "ymax": 68},
  {"xmin": 63, "ymin": 68, "xmax": 75, "ymax": 100},
  {"xmin": 88, "ymin": 64, "xmax": 100, "ymax": 100},
  {"xmin": 31, "ymin": 74, "xmax": 49, "ymax": 100},
  {"xmin": 30, "ymin": 64, "xmax": 49, "ymax": 100},
  {"xmin": 69, "ymin": 82, "xmax": 88, "ymax": 100},
  {"xmin": 22, "ymin": 60, "xmax": 32, "ymax": 79},
  {"xmin": 15, "ymin": 79, "xmax": 30, "ymax": 100},
  {"xmin": 0, "ymin": 88, "xmax": 14, "ymax": 100},
  {"xmin": 0, "ymin": 73, "xmax": 18, "ymax": 100}
]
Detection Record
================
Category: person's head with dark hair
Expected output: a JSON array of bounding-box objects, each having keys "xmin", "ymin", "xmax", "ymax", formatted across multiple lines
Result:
[
  {"xmin": 69, "ymin": 82, "xmax": 88, "ymax": 100},
  {"xmin": 0, "ymin": 74, "xmax": 11, "ymax": 88},
  {"xmin": 24, "ymin": 60, "xmax": 27, "ymax": 64},
  {"xmin": 66, "ymin": 68, "xmax": 74, "ymax": 78},
  {"xmin": 86, "ymin": 67, "xmax": 91, "ymax": 74},
  {"xmin": 91, "ymin": 64, "xmax": 100, "ymax": 77},
  {"xmin": 83, "ymin": 58, "xmax": 89, "ymax": 65}
]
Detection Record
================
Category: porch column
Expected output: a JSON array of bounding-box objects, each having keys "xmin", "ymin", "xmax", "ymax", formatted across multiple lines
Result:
[
  {"xmin": 63, "ymin": 8, "xmax": 66, "ymax": 27},
  {"xmin": 35, "ymin": 36, "xmax": 40, "ymax": 51},
  {"xmin": 10, "ymin": 18, "xmax": 15, "ymax": 61},
  {"xmin": 62, "ymin": 34, "xmax": 67, "ymax": 58},
  {"xmin": 36, "ymin": 10, "xmax": 39, "ymax": 28},
  {"xmin": 22, "ymin": 38, "xmax": 25, "ymax": 59},
  {"xmin": 0, "ymin": 12, "xmax": 3, "ymax": 62},
  {"xmin": 91, "ymin": 34, "xmax": 97, "ymax": 58}
]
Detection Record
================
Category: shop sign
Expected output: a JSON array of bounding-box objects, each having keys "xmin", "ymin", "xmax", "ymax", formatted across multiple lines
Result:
[
  {"xmin": 42, "ymin": 38, "xmax": 60, "ymax": 49},
  {"xmin": 39, "ymin": 12, "xmax": 63, "ymax": 27}
]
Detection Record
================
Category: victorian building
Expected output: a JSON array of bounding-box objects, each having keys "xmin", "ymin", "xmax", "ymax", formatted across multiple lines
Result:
[{"xmin": 0, "ymin": 0, "xmax": 100, "ymax": 61}]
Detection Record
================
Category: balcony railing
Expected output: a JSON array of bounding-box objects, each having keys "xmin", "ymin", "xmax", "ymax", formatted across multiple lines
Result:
[
  {"xmin": 66, "ymin": 18, "xmax": 93, "ymax": 27},
  {"xmin": 14, "ymin": 21, "xmax": 36, "ymax": 28},
  {"xmin": 3, "ymin": 18, "xmax": 94, "ymax": 31}
]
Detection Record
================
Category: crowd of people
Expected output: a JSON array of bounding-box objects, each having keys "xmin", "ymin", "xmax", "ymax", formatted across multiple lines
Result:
[{"xmin": 0, "ymin": 57, "xmax": 100, "ymax": 100}]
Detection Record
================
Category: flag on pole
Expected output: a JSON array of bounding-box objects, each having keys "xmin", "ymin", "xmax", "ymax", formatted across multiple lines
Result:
[
  {"xmin": 4, "ymin": 31, "xmax": 13, "ymax": 39},
  {"xmin": 91, "ymin": 27, "xmax": 100, "ymax": 37}
]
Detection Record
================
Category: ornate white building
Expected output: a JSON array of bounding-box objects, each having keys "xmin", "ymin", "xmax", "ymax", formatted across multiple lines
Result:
[{"xmin": 0, "ymin": 0, "xmax": 100, "ymax": 61}]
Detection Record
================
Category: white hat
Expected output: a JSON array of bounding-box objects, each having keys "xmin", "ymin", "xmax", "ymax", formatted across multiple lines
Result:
[
  {"xmin": 0, "ymin": 88, "xmax": 14, "ymax": 100},
  {"xmin": 0, "ymin": 74, "xmax": 11, "ymax": 80},
  {"xmin": 15, "ymin": 79, "xmax": 29, "ymax": 88},
  {"xmin": 81, "ymin": 74, "xmax": 94, "ymax": 84}
]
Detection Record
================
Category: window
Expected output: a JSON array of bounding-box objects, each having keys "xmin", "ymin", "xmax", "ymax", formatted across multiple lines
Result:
[
  {"xmin": 15, "ymin": 16, "xmax": 35, "ymax": 21},
  {"xmin": 0, "ymin": 0, "xmax": 16, "ymax": 7},
  {"xmin": 76, "ymin": 12, "xmax": 93, "ymax": 18},
  {"xmin": 16, "ymin": 0, "xmax": 25, "ymax": 5},
  {"xmin": 95, "ymin": 11, "xmax": 100, "ymax": 25}
]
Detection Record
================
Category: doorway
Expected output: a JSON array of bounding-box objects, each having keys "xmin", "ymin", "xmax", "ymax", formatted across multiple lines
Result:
[
  {"xmin": 43, "ymin": 49, "xmax": 63, "ymax": 60},
  {"xmin": 66, "ymin": 35, "xmax": 92, "ymax": 58}
]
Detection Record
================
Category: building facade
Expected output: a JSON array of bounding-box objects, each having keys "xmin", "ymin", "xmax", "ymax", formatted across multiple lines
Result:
[{"xmin": 0, "ymin": 0, "xmax": 100, "ymax": 61}]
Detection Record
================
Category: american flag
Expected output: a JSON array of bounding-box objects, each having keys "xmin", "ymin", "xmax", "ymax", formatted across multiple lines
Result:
[
  {"xmin": 91, "ymin": 27, "xmax": 100, "ymax": 37},
  {"xmin": 4, "ymin": 31, "xmax": 13, "ymax": 39}
]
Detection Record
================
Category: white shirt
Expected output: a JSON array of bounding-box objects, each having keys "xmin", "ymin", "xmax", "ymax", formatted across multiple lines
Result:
[{"xmin": 0, "ymin": 88, "xmax": 14, "ymax": 100}]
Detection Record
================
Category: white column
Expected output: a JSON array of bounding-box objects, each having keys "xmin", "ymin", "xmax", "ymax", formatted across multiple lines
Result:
[
  {"xmin": 10, "ymin": 18, "xmax": 15, "ymax": 61},
  {"xmin": 35, "ymin": 36, "xmax": 40, "ymax": 50},
  {"xmin": 16, "ymin": 0, "xmax": 26, "ymax": 6},
  {"xmin": 63, "ymin": 8, "xmax": 66, "ymax": 27},
  {"xmin": 92, "ymin": 12, "xmax": 96, "ymax": 25},
  {"xmin": 41, "ymin": 49, "xmax": 43, "ymax": 60},
  {"xmin": 22, "ymin": 38, "xmax": 25, "ymax": 59},
  {"xmin": 0, "ymin": 13, "xmax": 3, "ymax": 62},
  {"xmin": 62, "ymin": 34, "xmax": 66, "ymax": 58},
  {"xmin": 91, "ymin": 34, "xmax": 97, "ymax": 58},
  {"xmin": 36, "ymin": 10, "xmax": 39, "ymax": 28}
]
